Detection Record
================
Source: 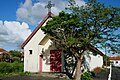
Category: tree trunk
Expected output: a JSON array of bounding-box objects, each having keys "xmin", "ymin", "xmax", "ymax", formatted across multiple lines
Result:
[{"xmin": 74, "ymin": 58, "xmax": 82, "ymax": 80}]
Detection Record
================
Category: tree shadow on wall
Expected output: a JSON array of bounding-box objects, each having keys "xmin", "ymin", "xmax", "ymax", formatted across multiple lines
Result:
[
  {"xmin": 63, "ymin": 50, "xmax": 76, "ymax": 79},
  {"xmin": 63, "ymin": 50, "xmax": 91, "ymax": 79}
]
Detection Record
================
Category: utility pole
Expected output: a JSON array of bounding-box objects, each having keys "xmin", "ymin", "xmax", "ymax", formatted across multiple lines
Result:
[{"xmin": 105, "ymin": 44, "xmax": 108, "ymax": 68}]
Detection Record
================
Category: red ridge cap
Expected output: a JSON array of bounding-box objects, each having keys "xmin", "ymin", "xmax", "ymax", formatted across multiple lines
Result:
[{"xmin": 88, "ymin": 44, "xmax": 104, "ymax": 56}]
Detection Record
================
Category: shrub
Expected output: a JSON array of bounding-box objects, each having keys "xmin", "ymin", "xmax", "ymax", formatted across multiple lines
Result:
[
  {"xmin": 0, "ymin": 62, "xmax": 12, "ymax": 73},
  {"xmin": 12, "ymin": 57, "xmax": 20, "ymax": 62},
  {"xmin": 0, "ymin": 62, "xmax": 23, "ymax": 74},
  {"xmin": 12, "ymin": 62, "xmax": 24, "ymax": 72},
  {"xmin": 81, "ymin": 72, "xmax": 93, "ymax": 80},
  {"xmin": 9, "ymin": 50, "xmax": 21, "ymax": 58}
]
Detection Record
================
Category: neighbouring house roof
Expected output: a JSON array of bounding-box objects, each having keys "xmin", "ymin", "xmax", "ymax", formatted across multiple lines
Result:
[
  {"xmin": 21, "ymin": 12, "xmax": 54, "ymax": 49},
  {"xmin": 0, "ymin": 48, "xmax": 7, "ymax": 53},
  {"xmin": 109, "ymin": 56, "xmax": 120, "ymax": 60},
  {"xmin": 0, "ymin": 48, "xmax": 8, "ymax": 61}
]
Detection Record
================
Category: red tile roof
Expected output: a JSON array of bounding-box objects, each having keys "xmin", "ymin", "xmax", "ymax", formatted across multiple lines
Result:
[
  {"xmin": 21, "ymin": 12, "xmax": 54, "ymax": 49},
  {"xmin": 109, "ymin": 57, "xmax": 120, "ymax": 60},
  {"xmin": 0, "ymin": 48, "xmax": 7, "ymax": 53}
]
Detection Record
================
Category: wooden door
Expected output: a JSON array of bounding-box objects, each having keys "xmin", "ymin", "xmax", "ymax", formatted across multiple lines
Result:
[{"xmin": 50, "ymin": 50, "xmax": 62, "ymax": 72}]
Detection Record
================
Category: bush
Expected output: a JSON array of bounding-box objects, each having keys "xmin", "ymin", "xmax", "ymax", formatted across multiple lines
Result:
[
  {"xmin": 9, "ymin": 50, "xmax": 21, "ymax": 58},
  {"xmin": 81, "ymin": 72, "xmax": 93, "ymax": 80},
  {"xmin": 12, "ymin": 57, "xmax": 21, "ymax": 62},
  {"xmin": 0, "ymin": 62, "xmax": 12, "ymax": 73},
  {"xmin": 12, "ymin": 62, "xmax": 24, "ymax": 72},
  {"xmin": 0, "ymin": 62, "xmax": 23, "ymax": 74}
]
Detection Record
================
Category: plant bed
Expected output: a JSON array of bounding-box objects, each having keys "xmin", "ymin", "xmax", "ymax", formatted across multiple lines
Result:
[{"xmin": 93, "ymin": 68, "xmax": 109, "ymax": 80}]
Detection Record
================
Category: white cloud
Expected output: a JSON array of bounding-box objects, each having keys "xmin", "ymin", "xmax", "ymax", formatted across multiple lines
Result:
[
  {"xmin": 0, "ymin": 0, "xmax": 85, "ymax": 50},
  {"xmin": 75, "ymin": 0, "xmax": 86, "ymax": 6},
  {"xmin": 0, "ymin": 21, "xmax": 31, "ymax": 50},
  {"xmin": 16, "ymin": 0, "xmax": 85, "ymax": 25}
]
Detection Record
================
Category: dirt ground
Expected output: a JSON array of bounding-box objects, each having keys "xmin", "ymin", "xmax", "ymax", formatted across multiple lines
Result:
[
  {"xmin": 0, "ymin": 73, "xmax": 67, "ymax": 80},
  {"xmin": 0, "ymin": 69, "xmax": 109, "ymax": 80},
  {"xmin": 0, "ymin": 75, "xmax": 64, "ymax": 80}
]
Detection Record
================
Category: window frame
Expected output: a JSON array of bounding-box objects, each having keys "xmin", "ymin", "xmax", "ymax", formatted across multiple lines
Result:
[{"xmin": 29, "ymin": 50, "xmax": 32, "ymax": 55}]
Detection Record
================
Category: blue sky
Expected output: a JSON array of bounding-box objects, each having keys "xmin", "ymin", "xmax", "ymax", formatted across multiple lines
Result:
[
  {"xmin": 0, "ymin": 0, "xmax": 24, "ymax": 21},
  {"xmin": 0, "ymin": 0, "xmax": 119, "ymax": 29},
  {"xmin": 0, "ymin": 0, "xmax": 119, "ymax": 23},
  {"xmin": 0, "ymin": 0, "xmax": 119, "ymax": 56},
  {"xmin": 97, "ymin": 0, "xmax": 120, "ymax": 7}
]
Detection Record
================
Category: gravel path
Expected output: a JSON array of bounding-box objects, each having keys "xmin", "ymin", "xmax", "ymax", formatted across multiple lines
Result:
[
  {"xmin": 0, "ymin": 73, "xmax": 67, "ymax": 80},
  {"xmin": 0, "ymin": 70, "xmax": 110, "ymax": 80}
]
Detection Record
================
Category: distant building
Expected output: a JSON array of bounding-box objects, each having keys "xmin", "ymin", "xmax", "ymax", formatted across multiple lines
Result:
[
  {"xmin": 109, "ymin": 56, "xmax": 120, "ymax": 67},
  {"xmin": 0, "ymin": 48, "xmax": 8, "ymax": 54},
  {"xmin": 0, "ymin": 48, "xmax": 9, "ymax": 62}
]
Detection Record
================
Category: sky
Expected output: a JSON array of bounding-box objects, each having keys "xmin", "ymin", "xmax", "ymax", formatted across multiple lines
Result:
[{"xmin": 0, "ymin": 0, "xmax": 120, "ymax": 55}]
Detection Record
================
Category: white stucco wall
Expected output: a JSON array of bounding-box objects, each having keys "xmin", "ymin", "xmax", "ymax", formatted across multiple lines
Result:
[
  {"xmin": 89, "ymin": 54, "xmax": 103, "ymax": 71},
  {"xmin": 24, "ymin": 34, "xmax": 63, "ymax": 72},
  {"xmin": 40, "ymin": 40, "xmax": 65, "ymax": 72},
  {"xmin": 24, "ymin": 18, "xmax": 51, "ymax": 72},
  {"xmin": 111, "ymin": 60, "xmax": 120, "ymax": 67},
  {"xmin": 23, "ymin": 17, "xmax": 64, "ymax": 73},
  {"xmin": 84, "ymin": 51, "xmax": 103, "ymax": 71},
  {"xmin": 24, "ymin": 29, "xmax": 45, "ymax": 72},
  {"xmin": 40, "ymin": 39, "xmax": 55, "ymax": 72},
  {"xmin": 23, "ymin": 16, "xmax": 103, "ymax": 72}
]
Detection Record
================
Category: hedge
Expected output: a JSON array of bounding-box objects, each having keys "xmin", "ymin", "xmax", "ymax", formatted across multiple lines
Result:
[{"xmin": 0, "ymin": 62, "xmax": 23, "ymax": 73}]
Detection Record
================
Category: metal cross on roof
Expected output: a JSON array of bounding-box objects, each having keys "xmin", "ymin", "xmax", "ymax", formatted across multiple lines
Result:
[{"xmin": 45, "ymin": 1, "xmax": 55, "ymax": 13}]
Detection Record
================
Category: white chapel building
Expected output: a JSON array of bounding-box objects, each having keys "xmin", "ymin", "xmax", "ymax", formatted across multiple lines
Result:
[{"xmin": 21, "ymin": 3, "xmax": 104, "ymax": 73}]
